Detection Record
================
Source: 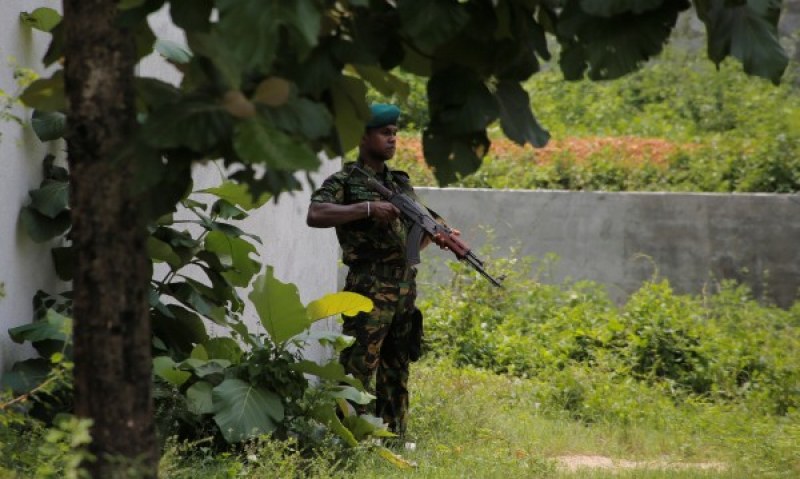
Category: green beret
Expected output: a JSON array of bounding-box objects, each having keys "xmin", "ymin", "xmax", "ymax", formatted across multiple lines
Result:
[{"xmin": 366, "ymin": 103, "xmax": 401, "ymax": 129}]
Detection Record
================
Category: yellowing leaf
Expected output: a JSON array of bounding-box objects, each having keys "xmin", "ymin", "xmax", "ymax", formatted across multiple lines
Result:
[
  {"xmin": 306, "ymin": 292, "xmax": 373, "ymax": 322},
  {"xmin": 377, "ymin": 447, "xmax": 416, "ymax": 469},
  {"xmin": 222, "ymin": 90, "xmax": 256, "ymax": 118},
  {"xmin": 253, "ymin": 77, "xmax": 292, "ymax": 107}
]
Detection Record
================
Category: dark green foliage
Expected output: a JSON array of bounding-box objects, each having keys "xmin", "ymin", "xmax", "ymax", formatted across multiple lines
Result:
[{"xmin": 22, "ymin": 2, "xmax": 789, "ymax": 191}]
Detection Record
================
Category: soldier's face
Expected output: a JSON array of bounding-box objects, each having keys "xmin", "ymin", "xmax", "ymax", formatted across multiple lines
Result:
[{"xmin": 361, "ymin": 125, "xmax": 398, "ymax": 160}]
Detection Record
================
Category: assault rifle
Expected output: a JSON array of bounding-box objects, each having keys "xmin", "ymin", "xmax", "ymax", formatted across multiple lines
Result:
[{"xmin": 352, "ymin": 165, "xmax": 503, "ymax": 288}]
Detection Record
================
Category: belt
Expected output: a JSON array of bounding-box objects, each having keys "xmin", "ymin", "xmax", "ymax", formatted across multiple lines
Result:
[{"xmin": 348, "ymin": 263, "xmax": 416, "ymax": 281}]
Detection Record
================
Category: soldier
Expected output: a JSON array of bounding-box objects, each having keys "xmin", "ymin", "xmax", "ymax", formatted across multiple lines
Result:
[{"xmin": 307, "ymin": 103, "xmax": 443, "ymax": 443}]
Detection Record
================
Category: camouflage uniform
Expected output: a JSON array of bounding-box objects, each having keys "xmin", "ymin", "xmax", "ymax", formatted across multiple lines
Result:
[{"xmin": 310, "ymin": 160, "xmax": 419, "ymax": 436}]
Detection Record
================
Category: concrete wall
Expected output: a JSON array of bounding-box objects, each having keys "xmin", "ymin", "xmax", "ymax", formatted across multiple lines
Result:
[
  {"xmin": 416, "ymin": 188, "xmax": 800, "ymax": 307},
  {"xmin": 0, "ymin": 4, "xmax": 341, "ymax": 373},
  {"xmin": 0, "ymin": 0, "xmax": 66, "ymax": 373}
]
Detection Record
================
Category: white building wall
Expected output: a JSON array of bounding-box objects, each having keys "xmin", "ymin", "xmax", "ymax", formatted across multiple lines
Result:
[
  {"xmin": 0, "ymin": 0, "xmax": 67, "ymax": 373},
  {"xmin": 0, "ymin": 3, "xmax": 341, "ymax": 373}
]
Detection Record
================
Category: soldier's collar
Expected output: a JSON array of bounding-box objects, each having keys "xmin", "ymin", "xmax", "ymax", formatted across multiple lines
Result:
[{"xmin": 355, "ymin": 158, "xmax": 391, "ymax": 182}]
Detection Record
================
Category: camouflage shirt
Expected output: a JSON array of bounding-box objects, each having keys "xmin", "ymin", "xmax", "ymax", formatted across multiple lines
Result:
[{"xmin": 310, "ymin": 160, "xmax": 420, "ymax": 268}]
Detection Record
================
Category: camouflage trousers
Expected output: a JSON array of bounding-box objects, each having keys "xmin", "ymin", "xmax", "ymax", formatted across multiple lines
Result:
[{"xmin": 340, "ymin": 265, "xmax": 417, "ymax": 437}]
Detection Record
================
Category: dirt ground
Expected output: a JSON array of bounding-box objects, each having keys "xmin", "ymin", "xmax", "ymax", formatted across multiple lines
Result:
[{"xmin": 554, "ymin": 454, "xmax": 727, "ymax": 473}]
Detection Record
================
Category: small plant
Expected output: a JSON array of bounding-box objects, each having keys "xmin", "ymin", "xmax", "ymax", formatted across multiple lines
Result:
[{"xmin": 0, "ymin": 58, "xmax": 38, "ymax": 142}]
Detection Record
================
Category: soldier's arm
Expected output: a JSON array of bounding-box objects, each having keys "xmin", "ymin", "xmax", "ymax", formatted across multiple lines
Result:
[{"xmin": 307, "ymin": 201, "xmax": 399, "ymax": 227}]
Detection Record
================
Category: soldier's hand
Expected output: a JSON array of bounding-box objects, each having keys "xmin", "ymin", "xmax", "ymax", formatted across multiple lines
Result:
[
  {"xmin": 432, "ymin": 229, "xmax": 459, "ymax": 249},
  {"xmin": 369, "ymin": 201, "xmax": 400, "ymax": 223}
]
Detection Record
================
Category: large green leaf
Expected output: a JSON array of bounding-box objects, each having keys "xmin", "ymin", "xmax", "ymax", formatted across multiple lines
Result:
[
  {"xmin": 152, "ymin": 304, "xmax": 210, "ymax": 355},
  {"xmin": 187, "ymin": 380, "xmax": 214, "ymax": 415},
  {"xmin": 216, "ymin": 0, "xmax": 320, "ymax": 72},
  {"xmin": 170, "ymin": 0, "xmax": 212, "ymax": 31},
  {"xmin": 29, "ymin": 180, "xmax": 69, "ymax": 219},
  {"xmin": 154, "ymin": 38, "xmax": 192, "ymax": 65},
  {"xmin": 1, "ymin": 358, "xmax": 51, "ymax": 395},
  {"xmin": 427, "ymin": 68, "xmax": 498, "ymax": 136},
  {"xmin": 19, "ymin": 207, "xmax": 70, "ymax": 243},
  {"xmin": 31, "ymin": 110, "xmax": 66, "ymax": 142},
  {"xmin": 216, "ymin": 0, "xmax": 279, "ymax": 74},
  {"xmin": 397, "ymin": 0, "xmax": 470, "ymax": 53},
  {"xmin": 153, "ymin": 356, "xmax": 191, "ymax": 386},
  {"xmin": 249, "ymin": 266, "xmax": 309, "ymax": 344},
  {"xmin": 169, "ymin": 280, "xmax": 227, "ymax": 323},
  {"xmin": 557, "ymin": 0, "xmax": 689, "ymax": 80},
  {"xmin": 494, "ymin": 81, "xmax": 550, "ymax": 148},
  {"xmin": 259, "ymin": 97, "xmax": 332, "ymax": 141},
  {"xmin": 201, "ymin": 181, "xmax": 271, "ymax": 211},
  {"xmin": 341, "ymin": 413, "xmax": 394, "ymax": 441},
  {"xmin": 294, "ymin": 330, "xmax": 355, "ymax": 353},
  {"xmin": 330, "ymin": 385, "xmax": 375, "ymax": 405},
  {"xmin": 212, "ymin": 378, "xmax": 284, "ymax": 442},
  {"xmin": 142, "ymin": 98, "xmax": 232, "ymax": 152},
  {"xmin": 19, "ymin": 8, "xmax": 62, "ymax": 32},
  {"xmin": 51, "ymin": 245, "xmax": 73, "ymax": 281},
  {"xmin": 186, "ymin": 31, "xmax": 242, "ymax": 88},
  {"xmin": 233, "ymin": 116, "xmax": 320, "ymax": 170},
  {"xmin": 8, "ymin": 310, "xmax": 71, "ymax": 359},
  {"xmin": 330, "ymin": 76, "xmax": 369, "ymax": 154},
  {"xmin": 422, "ymin": 128, "xmax": 490, "ymax": 186},
  {"xmin": 282, "ymin": 0, "xmax": 322, "ymax": 55},
  {"xmin": 696, "ymin": 0, "xmax": 788, "ymax": 84},
  {"xmin": 147, "ymin": 236, "xmax": 182, "ymax": 268},
  {"xmin": 134, "ymin": 77, "xmax": 181, "ymax": 112},
  {"xmin": 351, "ymin": 65, "xmax": 410, "ymax": 99},
  {"xmin": 179, "ymin": 358, "xmax": 231, "ymax": 379},
  {"xmin": 308, "ymin": 405, "xmax": 413, "ymax": 467},
  {"xmin": 134, "ymin": 17, "xmax": 156, "ymax": 61},
  {"xmin": 9, "ymin": 309, "xmax": 71, "ymax": 344},
  {"xmin": 306, "ymin": 292, "xmax": 373, "ymax": 322},
  {"xmin": 204, "ymin": 231, "xmax": 259, "ymax": 287},
  {"xmin": 20, "ymin": 71, "xmax": 65, "ymax": 112},
  {"xmin": 310, "ymin": 403, "xmax": 358, "ymax": 446},
  {"xmin": 203, "ymin": 337, "xmax": 243, "ymax": 364},
  {"xmin": 290, "ymin": 360, "xmax": 366, "ymax": 390}
]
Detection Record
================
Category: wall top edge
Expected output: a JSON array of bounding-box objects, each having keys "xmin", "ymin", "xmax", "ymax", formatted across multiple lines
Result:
[{"xmin": 416, "ymin": 187, "xmax": 800, "ymax": 199}]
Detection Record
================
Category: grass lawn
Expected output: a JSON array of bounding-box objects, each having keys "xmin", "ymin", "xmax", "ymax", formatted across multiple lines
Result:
[
  {"xmin": 342, "ymin": 360, "xmax": 795, "ymax": 479},
  {"xmin": 161, "ymin": 358, "xmax": 797, "ymax": 478}
]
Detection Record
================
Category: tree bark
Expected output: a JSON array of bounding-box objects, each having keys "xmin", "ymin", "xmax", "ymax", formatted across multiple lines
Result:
[{"xmin": 63, "ymin": 1, "xmax": 157, "ymax": 477}]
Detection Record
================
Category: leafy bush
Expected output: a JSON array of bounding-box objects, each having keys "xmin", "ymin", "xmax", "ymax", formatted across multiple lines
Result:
[
  {"xmin": 5, "ymin": 171, "xmax": 413, "ymax": 470},
  {"xmin": 419, "ymin": 255, "xmax": 800, "ymax": 423}
]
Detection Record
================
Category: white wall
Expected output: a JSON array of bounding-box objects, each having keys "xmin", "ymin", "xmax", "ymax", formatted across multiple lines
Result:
[
  {"xmin": 417, "ymin": 188, "xmax": 800, "ymax": 307},
  {"xmin": 0, "ymin": 0, "xmax": 67, "ymax": 373},
  {"xmin": 0, "ymin": 3, "xmax": 341, "ymax": 373}
]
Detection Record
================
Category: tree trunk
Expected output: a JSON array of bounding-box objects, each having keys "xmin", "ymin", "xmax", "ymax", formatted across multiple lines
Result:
[{"xmin": 63, "ymin": 1, "xmax": 157, "ymax": 477}]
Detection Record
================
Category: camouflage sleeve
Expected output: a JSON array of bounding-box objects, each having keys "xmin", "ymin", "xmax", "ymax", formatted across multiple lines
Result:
[{"xmin": 310, "ymin": 172, "xmax": 346, "ymax": 204}]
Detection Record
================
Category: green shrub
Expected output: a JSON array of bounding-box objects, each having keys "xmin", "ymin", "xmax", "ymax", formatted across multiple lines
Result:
[{"xmin": 419, "ymin": 256, "xmax": 800, "ymax": 423}]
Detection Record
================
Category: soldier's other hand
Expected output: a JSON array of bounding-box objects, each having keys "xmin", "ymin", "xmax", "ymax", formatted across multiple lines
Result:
[
  {"xmin": 432, "ymin": 232, "xmax": 449, "ymax": 249},
  {"xmin": 370, "ymin": 201, "xmax": 400, "ymax": 223},
  {"xmin": 433, "ymin": 229, "xmax": 460, "ymax": 249}
]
